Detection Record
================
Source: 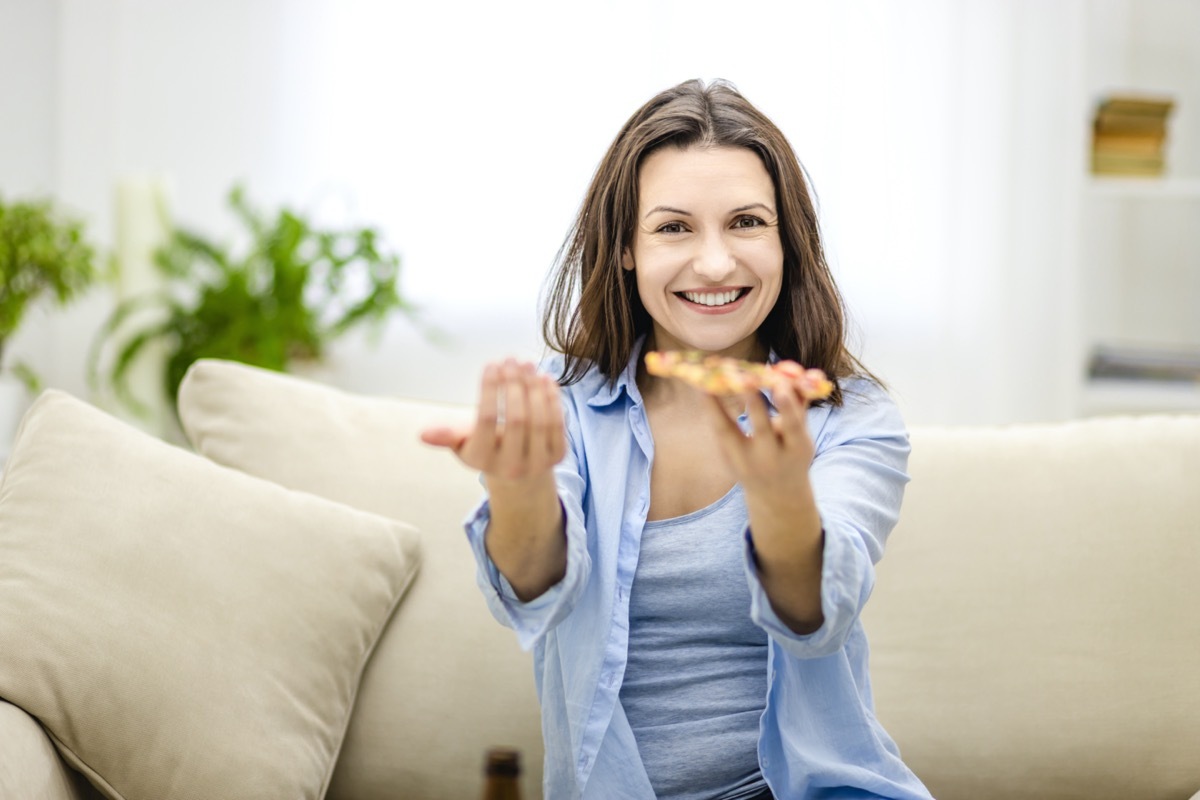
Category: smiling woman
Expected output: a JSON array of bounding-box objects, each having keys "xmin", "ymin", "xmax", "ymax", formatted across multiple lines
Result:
[{"xmin": 422, "ymin": 78, "xmax": 934, "ymax": 800}]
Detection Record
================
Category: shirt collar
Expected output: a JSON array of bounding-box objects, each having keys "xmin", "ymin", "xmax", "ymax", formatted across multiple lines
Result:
[{"xmin": 585, "ymin": 338, "xmax": 644, "ymax": 408}]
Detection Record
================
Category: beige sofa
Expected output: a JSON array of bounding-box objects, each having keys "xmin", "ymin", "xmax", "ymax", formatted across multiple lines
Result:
[{"xmin": 1, "ymin": 358, "xmax": 1197, "ymax": 800}]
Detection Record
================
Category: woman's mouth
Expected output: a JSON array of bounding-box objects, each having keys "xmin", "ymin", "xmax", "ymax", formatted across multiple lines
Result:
[{"xmin": 677, "ymin": 288, "xmax": 749, "ymax": 311}]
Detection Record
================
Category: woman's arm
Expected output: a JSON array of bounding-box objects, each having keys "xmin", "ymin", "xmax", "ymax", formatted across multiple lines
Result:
[
  {"xmin": 421, "ymin": 358, "xmax": 568, "ymax": 601},
  {"xmin": 708, "ymin": 381, "xmax": 825, "ymax": 633},
  {"xmin": 710, "ymin": 378, "xmax": 910, "ymax": 655}
]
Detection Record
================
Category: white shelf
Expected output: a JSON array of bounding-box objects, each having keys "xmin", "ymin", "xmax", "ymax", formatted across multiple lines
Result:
[
  {"xmin": 1081, "ymin": 378, "xmax": 1200, "ymax": 416},
  {"xmin": 1074, "ymin": 0, "xmax": 1200, "ymax": 418},
  {"xmin": 1088, "ymin": 177, "xmax": 1200, "ymax": 199}
]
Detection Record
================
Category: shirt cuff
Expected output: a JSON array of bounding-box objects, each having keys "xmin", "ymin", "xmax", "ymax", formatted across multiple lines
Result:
[
  {"xmin": 743, "ymin": 517, "xmax": 874, "ymax": 659},
  {"xmin": 463, "ymin": 497, "xmax": 583, "ymax": 651}
]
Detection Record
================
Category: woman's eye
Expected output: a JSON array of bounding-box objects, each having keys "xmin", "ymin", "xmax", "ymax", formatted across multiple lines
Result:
[
  {"xmin": 733, "ymin": 215, "xmax": 765, "ymax": 229},
  {"xmin": 656, "ymin": 222, "xmax": 686, "ymax": 234}
]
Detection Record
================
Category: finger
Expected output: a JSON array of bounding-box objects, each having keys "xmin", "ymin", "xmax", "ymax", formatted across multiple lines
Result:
[
  {"xmin": 533, "ymin": 373, "xmax": 567, "ymax": 466},
  {"xmin": 419, "ymin": 425, "xmax": 470, "ymax": 452},
  {"xmin": 547, "ymin": 377, "xmax": 567, "ymax": 463},
  {"xmin": 743, "ymin": 388, "xmax": 778, "ymax": 457},
  {"xmin": 525, "ymin": 367, "xmax": 549, "ymax": 462},
  {"xmin": 460, "ymin": 362, "xmax": 502, "ymax": 466},
  {"xmin": 774, "ymin": 381, "xmax": 811, "ymax": 450},
  {"xmin": 495, "ymin": 360, "xmax": 531, "ymax": 471}
]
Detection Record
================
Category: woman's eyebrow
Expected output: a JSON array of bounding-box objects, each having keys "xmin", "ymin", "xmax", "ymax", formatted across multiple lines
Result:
[
  {"xmin": 643, "ymin": 205, "xmax": 691, "ymax": 219},
  {"xmin": 732, "ymin": 202, "xmax": 776, "ymax": 215},
  {"xmin": 643, "ymin": 201, "xmax": 777, "ymax": 220}
]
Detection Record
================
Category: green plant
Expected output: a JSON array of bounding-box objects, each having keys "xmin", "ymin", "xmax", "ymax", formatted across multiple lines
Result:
[
  {"xmin": 0, "ymin": 195, "xmax": 98, "ymax": 392},
  {"xmin": 90, "ymin": 186, "xmax": 417, "ymax": 416}
]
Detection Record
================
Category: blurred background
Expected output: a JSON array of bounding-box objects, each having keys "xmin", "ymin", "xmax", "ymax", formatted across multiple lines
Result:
[{"xmin": 2, "ymin": 0, "xmax": 1198, "ymax": 443}]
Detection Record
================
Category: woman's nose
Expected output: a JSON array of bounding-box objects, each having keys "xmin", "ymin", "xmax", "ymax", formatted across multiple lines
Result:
[{"xmin": 691, "ymin": 232, "xmax": 736, "ymax": 281}]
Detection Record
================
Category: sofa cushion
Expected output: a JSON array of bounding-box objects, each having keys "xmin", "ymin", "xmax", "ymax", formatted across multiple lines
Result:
[
  {"xmin": 0, "ymin": 700, "xmax": 103, "ymax": 800},
  {"xmin": 177, "ymin": 359, "xmax": 544, "ymax": 800},
  {"xmin": 0, "ymin": 391, "xmax": 420, "ymax": 800},
  {"xmin": 863, "ymin": 414, "xmax": 1200, "ymax": 800}
]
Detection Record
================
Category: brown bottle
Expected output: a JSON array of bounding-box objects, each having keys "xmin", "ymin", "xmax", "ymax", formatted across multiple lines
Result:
[{"xmin": 482, "ymin": 747, "xmax": 522, "ymax": 800}]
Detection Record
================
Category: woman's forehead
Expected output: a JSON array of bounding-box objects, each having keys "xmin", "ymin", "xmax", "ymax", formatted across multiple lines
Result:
[{"xmin": 637, "ymin": 146, "xmax": 776, "ymax": 210}]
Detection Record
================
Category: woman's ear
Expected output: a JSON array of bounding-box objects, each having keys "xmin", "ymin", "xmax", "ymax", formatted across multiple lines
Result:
[{"xmin": 622, "ymin": 249, "xmax": 635, "ymax": 272}]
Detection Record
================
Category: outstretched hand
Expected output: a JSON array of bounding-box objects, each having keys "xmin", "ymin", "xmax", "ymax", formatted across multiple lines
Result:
[
  {"xmin": 421, "ymin": 358, "xmax": 569, "ymax": 600},
  {"xmin": 704, "ymin": 378, "xmax": 817, "ymax": 502},
  {"xmin": 420, "ymin": 358, "xmax": 567, "ymax": 484}
]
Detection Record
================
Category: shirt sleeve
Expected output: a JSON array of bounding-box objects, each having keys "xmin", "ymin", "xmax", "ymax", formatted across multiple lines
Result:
[
  {"xmin": 462, "ymin": 401, "xmax": 592, "ymax": 652},
  {"xmin": 744, "ymin": 378, "xmax": 911, "ymax": 659}
]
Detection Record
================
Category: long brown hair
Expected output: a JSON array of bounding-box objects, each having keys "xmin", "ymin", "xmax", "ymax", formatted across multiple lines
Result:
[{"xmin": 542, "ymin": 78, "xmax": 868, "ymax": 404}]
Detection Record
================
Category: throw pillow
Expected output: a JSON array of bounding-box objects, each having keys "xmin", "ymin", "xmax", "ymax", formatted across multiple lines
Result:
[
  {"xmin": 0, "ymin": 390, "xmax": 420, "ymax": 800},
  {"xmin": 176, "ymin": 359, "xmax": 544, "ymax": 800}
]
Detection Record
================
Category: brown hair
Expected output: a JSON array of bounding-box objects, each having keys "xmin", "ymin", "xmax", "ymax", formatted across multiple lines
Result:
[{"xmin": 542, "ymin": 78, "xmax": 868, "ymax": 404}]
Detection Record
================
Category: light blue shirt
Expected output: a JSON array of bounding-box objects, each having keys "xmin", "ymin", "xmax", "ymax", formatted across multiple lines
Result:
[{"xmin": 465, "ymin": 346, "xmax": 933, "ymax": 800}]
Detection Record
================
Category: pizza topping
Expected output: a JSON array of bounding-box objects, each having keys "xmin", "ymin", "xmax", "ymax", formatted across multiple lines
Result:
[{"xmin": 644, "ymin": 350, "xmax": 834, "ymax": 399}]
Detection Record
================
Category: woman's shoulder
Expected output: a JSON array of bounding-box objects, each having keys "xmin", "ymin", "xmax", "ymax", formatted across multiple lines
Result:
[
  {"xmin": 537, "ymin": 351, "xmax": 568, "ymax": 380},
  {"xmin": 838, "ymin": 373, "xmax": 895, "ymax": 408},
  {"xmin": 814, "ymin": 373, "xmax": 907, "ymax": 445},
  {"xmin": 539, "ymin": 352, "xmax": 627, "ymax": 403}
]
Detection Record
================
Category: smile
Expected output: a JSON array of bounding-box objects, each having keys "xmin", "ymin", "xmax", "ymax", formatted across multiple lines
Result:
[{"xmin": 678, "ymin": 289, "xmax": 748, "ymax": 307}]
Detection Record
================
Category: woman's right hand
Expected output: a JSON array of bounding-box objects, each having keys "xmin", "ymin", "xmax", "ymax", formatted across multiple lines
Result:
[
  {"xmin": 420, "ymin": 358, "xmax": 568, "ymax": 600},
  {"xmin": 420, "ymin": 358, "xmax": 567, "ymax": 482}
]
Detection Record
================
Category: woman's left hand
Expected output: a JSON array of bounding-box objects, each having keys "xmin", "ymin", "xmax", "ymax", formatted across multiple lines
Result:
[
  {"xmin": 705, "ymin": 379, "xmax": 816, "ymax": 501},
  {"xmin": 705, "ymin": 378, "xmax": 826, "ymax": 634}
]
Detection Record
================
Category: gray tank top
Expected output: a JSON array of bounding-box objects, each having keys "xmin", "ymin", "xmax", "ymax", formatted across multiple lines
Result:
[{"xmin": 619, "ymin": 484, "xmax": 770, "ymax": 800}]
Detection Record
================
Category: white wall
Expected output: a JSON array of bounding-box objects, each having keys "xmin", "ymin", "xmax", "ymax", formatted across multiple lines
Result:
[
  {"xmin": 0, "ymin": 2, "xmax": 57, "ymax": 193},
  {"xmin": 0, "ymin": 0, "xmax": 61, "ymax": 379},
  {"xmin": 3, "ymin": 0, "xmax": 1131, "ymax": 428}
]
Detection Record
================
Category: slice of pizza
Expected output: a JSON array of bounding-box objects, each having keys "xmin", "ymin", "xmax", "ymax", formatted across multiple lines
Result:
[{"xmin": 644, "ymin": 350, "xmax": 834, "ymax": 399}]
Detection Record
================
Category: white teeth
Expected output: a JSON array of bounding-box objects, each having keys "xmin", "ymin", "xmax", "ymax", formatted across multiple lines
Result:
[{"xmin": 683, "ymin": 290, "xmax": 739, "ymax": 306}]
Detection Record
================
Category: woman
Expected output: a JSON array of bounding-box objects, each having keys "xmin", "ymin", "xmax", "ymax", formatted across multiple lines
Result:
[{"xmin": 422, "ymin": 79, "xmax": 932, "ymax": 800}]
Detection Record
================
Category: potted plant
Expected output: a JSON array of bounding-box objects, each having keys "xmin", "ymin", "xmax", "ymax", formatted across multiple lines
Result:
[
  {"xmin": 0, "ymin": 195, "xmax": 98, "ymax": 452},
  {"xmin": 90, "ymin": 185, "xmax": 418, "ymax": 418},
  {"xmin": 0, "ymin": 195, "xmax": 98, "ymax": 388}
]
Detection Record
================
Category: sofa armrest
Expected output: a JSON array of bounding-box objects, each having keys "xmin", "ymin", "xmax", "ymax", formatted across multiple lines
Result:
[{"xmin": 0, "ymin": 700, "xmax": 102, "ymax": 800}]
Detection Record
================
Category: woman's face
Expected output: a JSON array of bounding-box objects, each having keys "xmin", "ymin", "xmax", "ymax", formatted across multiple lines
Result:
[{"xmin": 624, "ymin": 145, "xmax": 783, "ymax": 361}]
